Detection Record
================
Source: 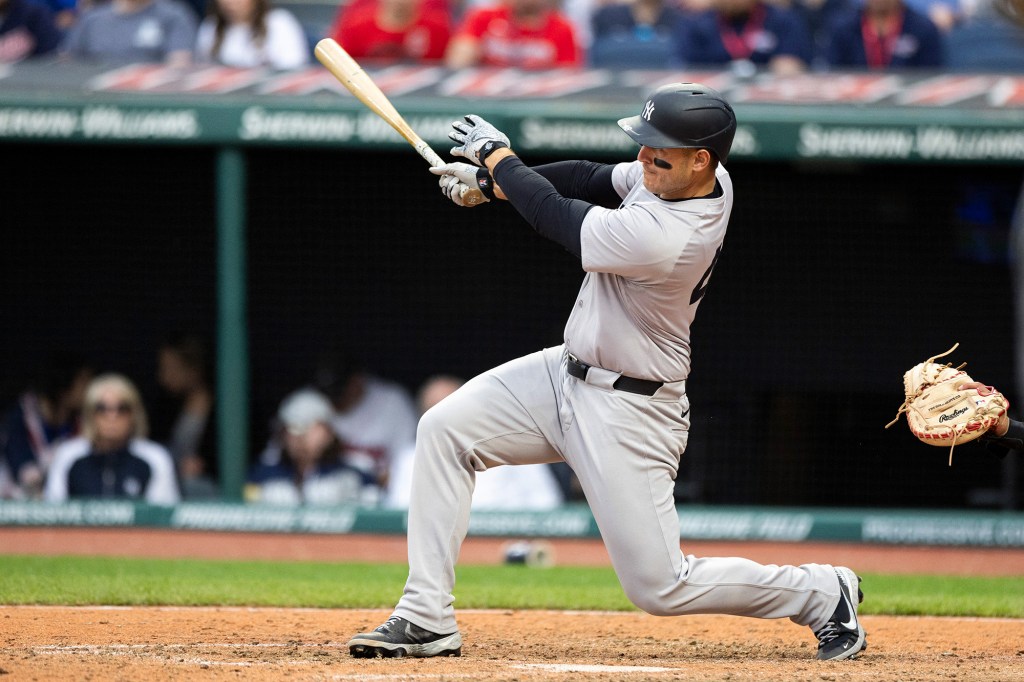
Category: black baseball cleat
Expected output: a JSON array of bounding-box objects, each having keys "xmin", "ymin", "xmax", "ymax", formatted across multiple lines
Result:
[
  {"xmin": 814, "ymin": 566, "xmax": 867, "ymax": 661},
  {"xmin": 347, "ymin": 616, "xmax": 463, "ymax": 658}
]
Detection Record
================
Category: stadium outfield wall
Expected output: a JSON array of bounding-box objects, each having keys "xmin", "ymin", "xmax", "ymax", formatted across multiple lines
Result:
[
  {"xmin": 1, "ymin": 500, "xmax": 1023, "ymax": 548},
  {"xmin": 1, "ymin": 62, "xmax": 1023, "ymax": 163}
]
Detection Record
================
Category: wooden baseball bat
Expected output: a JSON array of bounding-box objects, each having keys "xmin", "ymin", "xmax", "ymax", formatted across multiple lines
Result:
[{"xmin": 314, "ymin": 38, "xmax": 485, "ymax": 206}]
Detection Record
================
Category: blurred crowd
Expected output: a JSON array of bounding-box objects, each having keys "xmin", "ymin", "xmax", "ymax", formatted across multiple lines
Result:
[
  {"xmin": 2, "ymin": 0, "xmax": 1023, "ymax": 72},
  {"xmin": 0, "ymin": 339, "xmax": 569, "ymax": 509}
]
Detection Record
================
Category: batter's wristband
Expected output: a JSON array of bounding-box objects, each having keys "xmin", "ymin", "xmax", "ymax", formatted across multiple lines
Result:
[
  {"xmin": 475, "ymin": 167, "xmax": 497, "ymax": 200},
  {"xmin": 478, "ymin": 140, "xmax": 509, "ymax": 163}
]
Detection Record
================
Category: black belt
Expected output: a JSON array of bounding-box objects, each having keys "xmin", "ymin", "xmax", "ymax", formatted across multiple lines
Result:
[{"xmin": 566, "ymin": 355, "xmax": 664, "ymax": 396}]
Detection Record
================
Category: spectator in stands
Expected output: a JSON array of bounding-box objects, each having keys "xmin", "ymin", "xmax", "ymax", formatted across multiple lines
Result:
[
  {"xmin": 557, "ymin": 0, "xmax": 597, "ymax": 49},
  {"xmin": 38, "ymin": 0, "xmax": 78, "ymax": 31},
  {"xmin": 384, "ymin": 373, "xmax": 457, "ymax": 509},
  {"xmin": 444, "ymin": 0, "xmax": 582, "ymax": 69},
  {"xmin": 0, "ymin": 351, "xmax": 93, "ymax": 499},
  {"xmin": 677, "ymin": 0, "xmax": 815, "ymax": 75},
  {"xmin": 245, "ymin": 388, "xmax": 380, "ymax": 505},
  {"xmin": 997, "ymin": 0, "xmax": 1024, "ymax": 22},
  {"xmin": 258, "ymin": 345, "xmax": 419, "ymax": 488},
  {"xmin": 385, "ymin": 374, "xmax": 565, "ymax": 510},
  {"xmin": 329, "ymin": 0, "xmax": 452, "ymax": 63},
  {"xmin": 946, "ymin": 0, "xmax": 1024, "ymax": 70},
  {"xmin": 44, "ymin": 373, "xmax": 180, "ymax": 505},
  {"xmin": 149, "ymin": 332, "xmax": 219, "ymax": 499},
  {"xmin": 62, "ymin": 0, "xmax": 199, "ymax": 66},
  {"xmin": 823, "ymin": 0, "xmax": 945, "ymax": 68},
  {"xmin": 0, "ymin": 0, "xmax": 63, "ymax": 61},
  {"xmin": 790, "ymin": 0, "xmax": 859, "ymax": 68},
  {"xmin": 180, "ymin": 0, "xmax": 208, "ymax": 22},
  {"xmin": 588, "ymin": 0, "xmax": 686, "ymax": 68},
  {"xmin": 902, "ymin": 0, "xmax": 964, "ymax": 31},
  {"xmin": 311, "ymin": 345, "xmax": 418, "ymax": 488},
  {"xmin": 195, "ymin": 0, "xmax": 310, "ymax": 68}
]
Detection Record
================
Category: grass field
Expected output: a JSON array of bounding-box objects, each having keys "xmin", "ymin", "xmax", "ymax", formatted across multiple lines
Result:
[{"xmin": 2, "ymin": 555, "xmax": 1022, "ymax": 618}]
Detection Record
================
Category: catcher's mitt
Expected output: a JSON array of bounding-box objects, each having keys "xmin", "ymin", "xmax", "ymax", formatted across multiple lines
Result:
[{"xmin": 884, "ymin": 343, "xmax": 1009, "ymax": 465}]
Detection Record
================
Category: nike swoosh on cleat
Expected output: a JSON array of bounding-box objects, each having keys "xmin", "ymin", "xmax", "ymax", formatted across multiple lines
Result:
[{"xmin": 839, "ymin": 590, "xmax": 857, "ymax": 630}]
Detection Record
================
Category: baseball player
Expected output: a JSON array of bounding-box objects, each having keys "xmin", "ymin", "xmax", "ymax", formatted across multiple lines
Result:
[{"xmin": 346, "ymin": 83, "xmax": 867, "ymax": 662}]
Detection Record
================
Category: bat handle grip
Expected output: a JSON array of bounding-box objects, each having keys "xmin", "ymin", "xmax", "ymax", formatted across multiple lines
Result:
[
  {"xmin": 417, "ymin": 142, "xmax": 445, "ymax": 169},
  {"xmin": 416, "ymin": 141, "xmax": 487, "ymax": 206}
]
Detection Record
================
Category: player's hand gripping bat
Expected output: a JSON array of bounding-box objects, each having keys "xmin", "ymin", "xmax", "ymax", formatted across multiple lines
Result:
[{"xmin": 314, "ymin": 38, "xmax": 485, "ymax": 206}]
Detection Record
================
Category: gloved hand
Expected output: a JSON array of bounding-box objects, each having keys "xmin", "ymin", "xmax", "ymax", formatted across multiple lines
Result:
[
  {"xmin": 884, "ymin": 343, "xmax": 1009, "ymax": 466},
  {"xmin": 448, "ymin": 115, "xmax": 511, "ymax": 167},
  {"xmin": 430, "ymin": 162, "xmax": 496, "ymax": 207},
  {"xmin": 436, "ymin": 174, "xmax": 485, "ymax": 207}
]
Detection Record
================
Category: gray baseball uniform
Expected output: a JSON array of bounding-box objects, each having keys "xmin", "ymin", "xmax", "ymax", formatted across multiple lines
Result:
[{"xmin": 392, "ymin": 160, "xmax": 843, "ymax": 636}]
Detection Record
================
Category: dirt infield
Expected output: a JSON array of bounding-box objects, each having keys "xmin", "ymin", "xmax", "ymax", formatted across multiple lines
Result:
[
  {"xmin": 2, "ymin": 606, "xmax": 1023, "ymax": 681},
  {"xmin": 2, "ymin": 527, "xmax": 1024, "ymax": 681}
]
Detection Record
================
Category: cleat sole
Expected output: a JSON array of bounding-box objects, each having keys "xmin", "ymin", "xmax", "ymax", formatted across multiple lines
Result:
[
  {"xmin": 347, "ymin": 624, "xmax": 463, "ymax": 659},
  {"xmin": 348, "ymin": 641, "xmax": 462, "ymax": 659}
]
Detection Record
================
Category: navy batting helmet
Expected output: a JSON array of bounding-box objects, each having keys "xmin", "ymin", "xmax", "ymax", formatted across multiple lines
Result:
[{"xmin": 618, "ymin": 83, "xmax": 737, "ymax": 163}]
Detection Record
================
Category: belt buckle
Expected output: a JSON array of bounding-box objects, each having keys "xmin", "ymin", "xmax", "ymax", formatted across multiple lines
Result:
[
  {"xmin": 567, "ymin": 353, "xmax": 589, "ymax": 382},
  {"xmin": 568, "ymin": 353, "xmax": 589, "ymax": 372}
]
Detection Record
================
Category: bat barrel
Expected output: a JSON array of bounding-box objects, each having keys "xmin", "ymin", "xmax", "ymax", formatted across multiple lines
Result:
[{"xmin": 315, "ymin": 38, "xmax": 484, "ymax": 204}]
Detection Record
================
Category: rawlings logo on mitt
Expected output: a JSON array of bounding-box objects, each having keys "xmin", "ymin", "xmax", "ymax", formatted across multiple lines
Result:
[{"xmin": 885, "ymin": 343, "xmax": 1009, "ymax": 465}]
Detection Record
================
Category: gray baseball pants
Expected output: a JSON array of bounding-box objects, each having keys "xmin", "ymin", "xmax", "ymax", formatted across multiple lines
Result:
[{"xmin": 393, "ymin": 345, "xmax": 842, "ymax": 635}]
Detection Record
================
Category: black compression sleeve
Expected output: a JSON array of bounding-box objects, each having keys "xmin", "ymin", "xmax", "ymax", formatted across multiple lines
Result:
[
  {"xmin": 492, "ymin": 156, "xmax": 592, "ymax": 259},
  {"xmin": 530, "ymin": 161, "xmax": 621, "ymax": 208},
  {"xmin": 985, "ymin": 417, "xmax": 1024, "ymax": 452}
]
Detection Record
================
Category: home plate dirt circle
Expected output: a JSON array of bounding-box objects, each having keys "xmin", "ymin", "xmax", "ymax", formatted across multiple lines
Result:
[
  {"xmin": 517, "ymin": 663, "xmax": 678, "ymax": 673},
  {"xmin": 3, "ymin": 606, "xmax": 1023, "ymax": 681}
]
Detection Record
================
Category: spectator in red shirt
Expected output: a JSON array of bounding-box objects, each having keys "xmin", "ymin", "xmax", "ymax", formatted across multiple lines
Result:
[
  {"xmin": 823, "ymin": 0, "xmax": 945, "ymax": 69},
  {"xmin": 445, "ymin": 0, "xmax": 582, "ymax": 69},
  {"xmin": 330, "ymin": 0, "xmax": 452, "ymax": 63}
]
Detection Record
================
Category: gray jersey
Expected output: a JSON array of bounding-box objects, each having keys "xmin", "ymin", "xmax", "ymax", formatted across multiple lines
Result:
[
  {"xmin": 64, "ymin": 0, "xmax": 197, "ymax": 64},
  {"xmin": 362, "ymin": 100, "xmax": 861, "ymax": 661},
  {"xmin": 564, "ymin": 161, "xmax": 732, "ymax": 382}
]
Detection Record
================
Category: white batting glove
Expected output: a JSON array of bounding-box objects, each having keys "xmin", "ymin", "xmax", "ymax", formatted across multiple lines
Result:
[
  {"xmin": 430, "ymin": 162, "xmax": 495, "ymax": 207},
  {"xmin": 448, "ymin": 115, "xmax": 511, "ymax": 167},
  {"xmin": 439, "ymin": 175, "xmax": 482, "ymax": 207},
  {"xmin": 434, "ymin": 173, "xmax": 489, "ymax": 208}
]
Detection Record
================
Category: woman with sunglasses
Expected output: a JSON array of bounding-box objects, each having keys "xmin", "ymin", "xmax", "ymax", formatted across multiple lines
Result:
[{"xmin": 44, "ymin": 374, "xmax": 180, "ymax": 505}]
